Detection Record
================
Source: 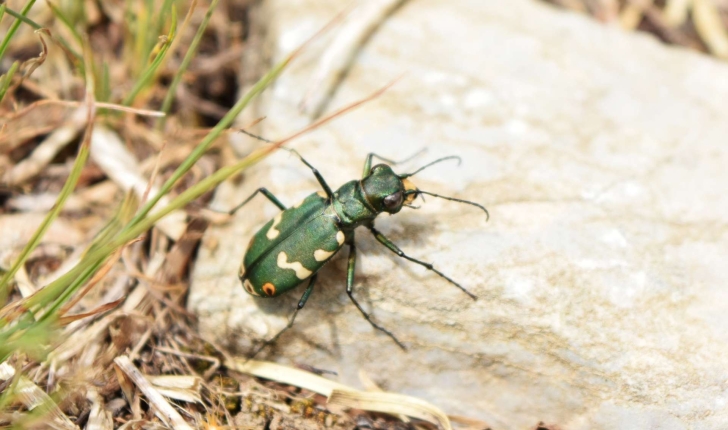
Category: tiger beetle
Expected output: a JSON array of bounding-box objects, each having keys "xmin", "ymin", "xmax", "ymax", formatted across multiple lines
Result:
[{"xmin": 232, "ymin": 147, "xmax": 489, "ymax": 356}]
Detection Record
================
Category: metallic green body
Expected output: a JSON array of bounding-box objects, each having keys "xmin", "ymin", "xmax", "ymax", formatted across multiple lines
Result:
[
  {"xmin": 240, "ymin": 192, "xmax": 343, "ymax": 297},
  {"xmin": 239, "ymin": 165, "xmax": 406, "ymax": 298},
  {"xmin": 235, "ymin": 150, "xmax": 487, "ymax": 353}
]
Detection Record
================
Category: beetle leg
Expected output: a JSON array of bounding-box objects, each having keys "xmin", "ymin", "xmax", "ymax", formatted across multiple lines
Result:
[
  {"xmin": 281, "ymin": 148, "xmax": 335, "ymax": 199},
  {"xmin": 249, "ymin": 274, "xmax": 317, "ymax": 358},
  {"xmin": 362, "ymin": 149, "xmax": 427, "ymax": 177},
  {"xmin": 368, "ymin": 225, "xmax": 477, "ymax": 300},
  {"xmin": 229, "ymin": 187, "xmax": 286, "ymax": 215},
  {"xmin": 345, "ymin": 236, "xmax": 406, "ymax": 350}
]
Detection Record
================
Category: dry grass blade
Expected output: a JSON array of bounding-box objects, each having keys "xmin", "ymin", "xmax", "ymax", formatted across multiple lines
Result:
[
  {"xmin": 146, "ymin": 375, "xmax": 202, "ymax": 404},
  {"xmin": 86, "ymin": 389, "xmax": 113, "ymax": 430},
  {"xmin": 227, "ymin": 358, "xmax": 350, "ymax": 396},
  {"xmin": 620, "ymin": 0, "xmax": 654, "ymax": 30},
  {"xmin": 228, "ymin": 358, "xmax": 453, "ymax": 429},
  {"xmin": 56, "ymin": 297, "xmax": 123, "ymax": 326},
  {"xmin": 328, "ymin": 389, "xmax": 452, "ymax": 430},
  {"xmin": 663, "ymin": 0, "xmax": 692, "ymax": 26},
  {"xmin": 542, "ymin": 0, "xmax": 728, "ymax": 59},
  {"xmin": 113, "ymin": 355, "xmax": 193, "ymax": 430},
  {"xmin": 693, "ymin": 0, "xmax": 728, "ymax": 58}
]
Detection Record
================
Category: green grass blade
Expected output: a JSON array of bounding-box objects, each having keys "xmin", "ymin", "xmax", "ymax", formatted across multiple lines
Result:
[
  {"xmin": 44, "ymin": 0, "xmax": 83, "ymax": 45},
  {"xmin": 0, "ymin": 60, "xmax": 19, "ymax": 104},
  {"xmin": 157, "ymin": 0, "xmax": 221, "ymax": 130},
  {"xmin": 122, "ymin": 5, "xmax": 178, "ymax": 106},
  {"xmin": 153, "ymin": 0, "xmax": 176, "ymax": 44},
  {"xmin": 0, "ymin": 0, "xmax": 38, "ymax": 62},
  {"xmin": 0, "ymin": 4, "xmax": 42, "ymax": 30}
]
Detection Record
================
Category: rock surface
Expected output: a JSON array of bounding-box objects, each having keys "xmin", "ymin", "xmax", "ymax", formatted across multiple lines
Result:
[{"xmin": 189, "ymin": 0, "xmax": 728, "ymax": 428}]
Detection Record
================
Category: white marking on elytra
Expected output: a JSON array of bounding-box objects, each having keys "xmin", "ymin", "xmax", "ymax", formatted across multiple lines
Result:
[
  {"xmin": 277, "ymin": 251, "xmax": 312, "ymax": 280},
  {"xmin": 243, "ymin": 279, "xmax": 260, "ymax": 296},
  {"xmin": 317, "ymin": 191, "xmax": 327, "ymax": 198},
  {"xmin": 238, "ymin": 264, "xmax": 245, "ymax": 278},
  {"xmin": 336, "ymin": 231, "xmax": 345, "ymax": 246},
  {"xmin": 314, "ymin": 249, "xmax": 335, "ymax": 262},
  {"xmin": 266, "ymin": 212, "xmax": 283, "ymax": 239}
]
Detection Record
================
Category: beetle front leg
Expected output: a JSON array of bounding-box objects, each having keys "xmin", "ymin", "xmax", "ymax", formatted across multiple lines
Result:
[
  {"xmin": 249, "ymin": 274, "xmax": 318, "ymax": 358},
  {"xmin": 345, "ymin": 236, "xmax": 406, "ymax": 350},
  {"xmin": 368, "ymin": 225, "xmax": 477, "ymax": 300},
  {"xmin": 229, "ymin": 187, "xmax": 287, "ymax": 215},
  {"xmin": 362, "ymin": 149, "xmax": 427, "ymax": 177}
]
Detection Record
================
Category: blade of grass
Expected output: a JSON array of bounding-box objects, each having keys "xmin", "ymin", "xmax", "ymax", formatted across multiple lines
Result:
[
  {"xmin": 132, "ymin": 0, "xmax": 153, "ymax": 69},
  {"xmin": 153, "ymin": 0, "xmax": 176, "ymax": 46},
  {"xmin": 156, "ymin": 0, "xmax": 220, "ymax": 130},
  {"xmin": 122, "ymin": 5, "xmax": 177, "ymax": 106},
  {"xmin": 0, "ymin": 0, "xmax": 38, "ymax": 62},
  {"xmin": 0, "ymin": 60, "xmax": 19, "ymax": 104},
  {"xmin": 0, "ymin": 3, "xmax": 42, "ymax": 30},
  {"xmin": 45, "ymin": 0, "xmax": 83, "ymax": 46}
]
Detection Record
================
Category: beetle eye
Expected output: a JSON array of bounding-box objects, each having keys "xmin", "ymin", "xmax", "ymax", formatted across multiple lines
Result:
[{"xmin": 383, "ymin": 191, "xmax": 403, "ymax": 209}]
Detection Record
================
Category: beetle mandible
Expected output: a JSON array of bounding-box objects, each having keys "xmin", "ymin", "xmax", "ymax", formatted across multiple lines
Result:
[{"xmin": 233, "ymin": 148, "xmax": 489, "ymax": 355}]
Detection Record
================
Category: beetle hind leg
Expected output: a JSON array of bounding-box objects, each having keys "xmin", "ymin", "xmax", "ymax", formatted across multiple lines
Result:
[
  {"xmin": 345, "ymin": 237, "xmax": 407, "ymax": 350},
  {"xmin": 248, "ymin": 274, "xmax": 317, "ymax": 358}
]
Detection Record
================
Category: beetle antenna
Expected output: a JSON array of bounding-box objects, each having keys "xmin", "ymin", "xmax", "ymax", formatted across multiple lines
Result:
[
  {"xmin": 399, "ymin": 156, "xmax": 461, "ymax": 178},
  {"xmin": 405, "ymin": 190, "xmax": 489, "ymax": 221}
]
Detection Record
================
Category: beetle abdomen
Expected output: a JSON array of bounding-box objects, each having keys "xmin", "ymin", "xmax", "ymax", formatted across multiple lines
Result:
[{"xmin": 240, "ymin": 192, "xmax": 346, "ymax": 297}]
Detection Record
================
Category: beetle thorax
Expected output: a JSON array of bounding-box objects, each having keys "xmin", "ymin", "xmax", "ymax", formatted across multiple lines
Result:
[{"xmin": 331, "ymin": 180, "xmax": 378, "ymax": 228}]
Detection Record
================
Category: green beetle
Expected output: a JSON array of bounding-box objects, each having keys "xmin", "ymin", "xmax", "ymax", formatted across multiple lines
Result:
[{"xmin": 233, "ymin": 149, "xmax": 488, "ymax": 353}]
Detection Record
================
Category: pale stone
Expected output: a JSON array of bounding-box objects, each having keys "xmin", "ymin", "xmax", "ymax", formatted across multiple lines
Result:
[{"xmin": 189, "ymin": 0, "xmax": 728, "ymax": 428}]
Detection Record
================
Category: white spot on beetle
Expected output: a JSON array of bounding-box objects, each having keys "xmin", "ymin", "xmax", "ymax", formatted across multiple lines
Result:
[
  {"xmin": 266, "ymin": 212, "xmax": 283, "ymax": 239},
  {"xmin": 243, "ymin": 279, "xmax": 260, "ymax": 296},
  {"xmin": 336, "ymin": 231, "xmax": 345, "ymax": 246},
  {"xmin": 317, "ymin": 191, "xmax": 327, "ymax": 198},
  {"xmin": 277, "ymin": 251, "xmax": 312, "ymax": 279},
  {"xmin": 238, "ymin": 264, "xmax": 246, "ymax": 278},
  {"xmin": 314, "ymin": 249, "xmax": 335, "ymax": 262}
]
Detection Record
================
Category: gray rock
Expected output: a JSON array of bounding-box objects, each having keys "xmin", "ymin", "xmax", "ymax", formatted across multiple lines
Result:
[{"xmin": 189, "ymin": 0, "xmax": 728, "ymax": 428}]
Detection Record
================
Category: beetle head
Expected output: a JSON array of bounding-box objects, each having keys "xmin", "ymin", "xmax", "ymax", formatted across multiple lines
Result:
[{"xmin": 362, "ymin": 164, "xmax": 417, "ymax": 214}]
